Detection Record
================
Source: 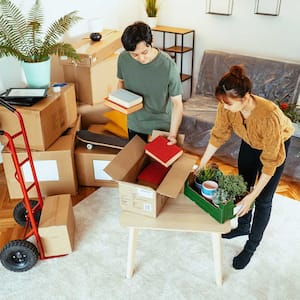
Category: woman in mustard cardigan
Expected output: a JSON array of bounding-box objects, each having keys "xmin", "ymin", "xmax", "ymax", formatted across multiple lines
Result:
[{"xmin": 195, "ymin": 65, "xmax": 294, "ymax": 269}]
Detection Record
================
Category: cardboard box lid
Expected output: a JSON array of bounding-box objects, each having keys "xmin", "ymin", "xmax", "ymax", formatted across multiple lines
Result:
[
  {"xmin": 104, "ymin": 135, "xmax": 197, "ymax": 199},
  {"xmin": 157, "ymin": 153, "xmax": 196, "ymax": 198},
  {"xmin": 104, "ymin": 135, "xmax": 145, "ymax": 181},
  {"xmin": 60, "ymin": 29, "xmax": 122, "ymax": 66}
]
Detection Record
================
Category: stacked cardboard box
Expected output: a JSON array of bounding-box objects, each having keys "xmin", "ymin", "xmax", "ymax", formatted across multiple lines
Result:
[
  {"xmin": 1, "ymin": 84, "xmax": 79, "ymax": 199},
  {"xmin": 0, "ymin": 83, "xmax": 77, "ymax": 151},
  {"xmin": 59, "ymin": 29, "xmax": 122, "ymax": 129}
]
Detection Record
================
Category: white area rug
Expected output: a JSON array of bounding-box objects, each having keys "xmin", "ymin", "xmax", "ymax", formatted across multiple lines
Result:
[{"xmin": 1, "ymin": 187, "xmax": 300, "ymax": 300}]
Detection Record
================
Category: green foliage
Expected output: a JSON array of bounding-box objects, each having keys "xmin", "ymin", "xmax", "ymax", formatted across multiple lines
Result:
[
  {"xmin": 0, "ymin": 0, "xmax": 82, "ymax": 62},
  {"xmin": 275, "ymin": 100, "xmax": 300, "ymax": 124},
  {"xmin": 145, "ymin": 0, "xmax": 158, "ymax": 17},
  {"xmin": 212, "ymin": 188, "xmax": 228, "ymax": 206},
  {"xmin": 196, "ymin": 166, "xmax": 224, "ymax": 184},
  {"xmin": 218, "ymin": 174, "xmax": 247, "ymax": 203}
]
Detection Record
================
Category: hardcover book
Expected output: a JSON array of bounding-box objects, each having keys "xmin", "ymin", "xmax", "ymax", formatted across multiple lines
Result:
[
  {"xmin": 137, "ymin": 161, "xmax": 170, "ymax": 189},
  {"xmin": 104, "ymin": 98, "xmax": 143, "ymax": 114},
  {"xmin": 144, "ymin": 135, "xmax": 183, "ymax": 167},
  {"xmin": 108, "ymin": 89, "xmax": 143, "ymax": 108}
]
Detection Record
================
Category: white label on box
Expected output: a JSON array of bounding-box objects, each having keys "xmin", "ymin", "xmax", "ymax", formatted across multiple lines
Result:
[
  {"xmin": 137, "ymin": 188, "xmax": 154, "ymax": 199},
  {"xmin": 22, "ymin": 160, "xmax": 59, "ymax": 182},
  {"xmin": 143, "ymin": 203, "xmax": 152, "ymax": 212},
  {"xmin": 93, "ymin": 160, "xmax": 112, "ymax": 180}
]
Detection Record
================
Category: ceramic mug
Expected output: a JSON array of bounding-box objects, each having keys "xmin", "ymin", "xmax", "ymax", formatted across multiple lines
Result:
[{"xmin": 201, "ymin": 180, "xmax": 218, "ymax": 199}]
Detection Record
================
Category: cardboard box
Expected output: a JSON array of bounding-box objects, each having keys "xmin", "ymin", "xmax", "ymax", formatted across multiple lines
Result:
[
  {"xmin": 2, "ymin": 117, "xmax": 80, "ymax": 199},
  {"xmin": 75, "ymin": 143, "xmax": 119, "ymax": 187},
  {"xmin": 0, "ymin": 83, "xmax": 77, "ymax": 151},
  {"xmin": 63, "ymin": 53, "xmax": 119, "ymax": 105},
  {"xmin": 60, "ymin": 29, "xmax": 122, "ymax": 105},
  {"xmin": 77, "ymin": 102, "xmax": 111, "ymax": 129},
  {"xmin": 60, "ymin": 29, "xmax": 122, "ymax": 67},
  {"xmin": 38, "ymin": 194, "xmax": 75, "ymax": 257},
  {"xmin": 104, "ymin": 135, "xmax": 197, "ymax": 218}
]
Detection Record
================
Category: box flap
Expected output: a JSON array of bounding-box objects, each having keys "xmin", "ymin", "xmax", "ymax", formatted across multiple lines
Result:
[
  {"xmin": 104, "ymin": 135, "xmax": 146, "ymax": 181},
  {"xmin": 156, "ymin": 153, "xmax": 197, "ymax": 198}
]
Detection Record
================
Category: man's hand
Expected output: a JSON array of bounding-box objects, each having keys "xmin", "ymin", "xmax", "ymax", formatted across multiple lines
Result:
[{"xmin": 167, "ymin": 135, "xmax": 177, "ymax": 145}]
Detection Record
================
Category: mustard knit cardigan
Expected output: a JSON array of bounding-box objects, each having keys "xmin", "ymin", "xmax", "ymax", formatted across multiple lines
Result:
[{"xmin": 209, "ymin": 95, "xmax": 294, "ymax": 176}]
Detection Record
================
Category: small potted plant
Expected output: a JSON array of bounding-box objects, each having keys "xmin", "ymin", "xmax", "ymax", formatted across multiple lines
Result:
[
  {"xmin": 145, "ymin": 0, "xmax": 158, "ymax": 28},
  {"xmin": 218, "ymin": 174, "xmax": 247, "ymax": 204},
  {"xmin": 194, "ymin": 164, "xmax": 223, "ymax": 192}
]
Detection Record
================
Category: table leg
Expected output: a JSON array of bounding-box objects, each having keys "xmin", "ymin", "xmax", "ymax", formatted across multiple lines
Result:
[
  {"xmin": 126, "ymin": 227, "xmax": 138, "ymax": 278},
  {"xmin": 211, "ymin": 232, "xmax": 223, "ymax": 286}
]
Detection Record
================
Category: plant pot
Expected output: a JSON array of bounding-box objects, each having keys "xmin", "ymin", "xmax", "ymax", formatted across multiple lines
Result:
[
  {"xmin": 147, "ymin": 17, "xmax": 158, "ymax": 28},
  {"xmin": 22, "ymin": 57, "xmax": 51, "ymax": 88},
  {"xmin": 194, "ymin": 177, "xmax": 202, "ymax": 193},
  {"xmin": 292, "ymin": 122, "xmax": 300, "ymax": 138}
]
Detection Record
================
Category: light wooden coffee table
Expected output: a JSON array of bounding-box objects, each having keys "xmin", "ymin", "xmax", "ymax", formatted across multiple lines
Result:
[{"xmin": 120, "ymin": 193, "xmax": 231, "ymax": 286}]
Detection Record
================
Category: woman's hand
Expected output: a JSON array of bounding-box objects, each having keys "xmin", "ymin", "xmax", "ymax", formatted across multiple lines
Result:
[{"xmin": 236, "ymin": 193, "xmax": 256, "ymax": 217}]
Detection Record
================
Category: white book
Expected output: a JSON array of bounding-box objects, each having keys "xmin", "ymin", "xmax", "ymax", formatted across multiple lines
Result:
[{"xmin": 108, "ymin": 89, "xmax": 143, "ymax": 108}]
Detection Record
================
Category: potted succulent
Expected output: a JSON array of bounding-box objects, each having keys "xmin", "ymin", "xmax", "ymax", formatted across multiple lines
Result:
[
  {"xmin": 0, "ymin": 0, "xmax": 82, "ymax": 88},
  {"xmin": 145, "ymin": 0, "xmax": 158, "ymax": 28},
  {"xmin": 218, "ymin": 174, "xmax": 247, "ymax": 204}
]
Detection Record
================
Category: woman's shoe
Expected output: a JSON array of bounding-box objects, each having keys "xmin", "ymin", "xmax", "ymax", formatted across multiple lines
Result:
[{"xmin": 222, "ymin": 228, "xmax": 249, "ymax": 239}]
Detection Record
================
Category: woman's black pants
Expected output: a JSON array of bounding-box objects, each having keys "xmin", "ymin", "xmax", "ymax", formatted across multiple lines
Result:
[{"xmin": 237, "ymin": 138, "xmax": 291, "ymax": 252}]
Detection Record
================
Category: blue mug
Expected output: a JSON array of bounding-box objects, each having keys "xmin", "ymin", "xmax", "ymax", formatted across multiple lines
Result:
[{"xmin": 201, "ymin": 180, "xmax": 218, "ymax": 199}]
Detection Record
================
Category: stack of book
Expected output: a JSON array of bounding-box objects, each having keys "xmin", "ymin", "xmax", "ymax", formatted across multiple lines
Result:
[{"xmin": 104, "ymin": 88, "xmax": 143, "ymax": 114}]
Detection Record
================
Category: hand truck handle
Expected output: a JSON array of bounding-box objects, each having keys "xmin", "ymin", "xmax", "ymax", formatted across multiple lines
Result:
[{"xmin": 0, "ymin": 97, "xmax": 16, "ymax": 112}]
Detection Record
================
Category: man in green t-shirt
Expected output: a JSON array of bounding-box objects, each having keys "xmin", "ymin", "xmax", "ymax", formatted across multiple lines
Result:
[{"xmin": 117, "ymin": 21, "xmax": 183, "ymax": 145}]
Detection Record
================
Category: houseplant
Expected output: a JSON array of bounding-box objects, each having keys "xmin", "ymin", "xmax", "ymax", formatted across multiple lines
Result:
[
  {"xmin": 275, "ymin": 100, "xmax": 300, "ymax": 138},
  {"xmin": 194, "ymin": 164, "xmax": 223, "ymax": 192},
  {"xmin": 0, "ymin": 0, "xmax": 82, "ymax": 88},
  {"xmin": 218, "ymin": 174, "xmax": 247, "ymax": 204},
  {"xmin": 144, "ymin": 0, "xmax": 158, "ymax": 28}
]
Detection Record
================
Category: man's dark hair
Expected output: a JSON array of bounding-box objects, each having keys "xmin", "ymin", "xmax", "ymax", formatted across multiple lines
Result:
[{"xmin": 121, "ymin": 21, "xmax": 153, "ymax": 51}]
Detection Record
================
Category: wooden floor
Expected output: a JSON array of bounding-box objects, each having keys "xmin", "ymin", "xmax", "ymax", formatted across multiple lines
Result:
[{"xmin": 0, "ymin": 157, "xmax": 299, "ymax": 250}]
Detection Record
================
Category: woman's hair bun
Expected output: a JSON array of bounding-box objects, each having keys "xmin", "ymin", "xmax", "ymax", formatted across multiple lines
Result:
[{"xmin": 229, "ymin": 65, "xmax": 246, "ymax": 78}]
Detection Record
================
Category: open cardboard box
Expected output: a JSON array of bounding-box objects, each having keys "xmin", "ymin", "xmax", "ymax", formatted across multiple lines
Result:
[{"xmin": 104, "ymin": 134, "xmax": 196, "ymax": 218}]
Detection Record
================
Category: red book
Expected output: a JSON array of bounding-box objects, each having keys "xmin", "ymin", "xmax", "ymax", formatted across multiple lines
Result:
[
  {"xmin": 144, "ymin": 135, "xmax": 183, "ymax": 167},
  {"xmin": 137, "ymin": 161, "xmax": 170, "ymax": 189}
]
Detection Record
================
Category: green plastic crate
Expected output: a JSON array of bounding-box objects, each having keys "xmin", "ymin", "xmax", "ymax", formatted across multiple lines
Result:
[{"xmin": 184, "ymin": 176, "xmax": 235, "ymax": 224}]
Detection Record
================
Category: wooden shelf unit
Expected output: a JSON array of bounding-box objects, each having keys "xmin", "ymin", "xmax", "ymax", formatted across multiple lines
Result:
[{"xmin": 152, "ymin": 25, "xmax": 195, "ymax": 97}]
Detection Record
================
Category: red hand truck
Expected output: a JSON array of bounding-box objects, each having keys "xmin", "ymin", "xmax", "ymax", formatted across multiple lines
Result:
[{"xmin": 0, "ymin": 98, "xmax": 58, "ymax": 272}]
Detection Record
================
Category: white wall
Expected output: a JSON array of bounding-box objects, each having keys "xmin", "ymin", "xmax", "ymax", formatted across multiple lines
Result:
[{"xmin": 0, "ymin": 0, "xmax": 300, "ymax": 96}]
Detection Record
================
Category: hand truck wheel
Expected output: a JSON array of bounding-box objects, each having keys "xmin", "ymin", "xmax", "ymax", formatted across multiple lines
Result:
[
  {"xmin": 13, "ymin": 200, "xmax": 41, "ymax": 227},
  {"xmin": 0, "ymin": 240, "xmax": 39, "ymax": 272}
]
